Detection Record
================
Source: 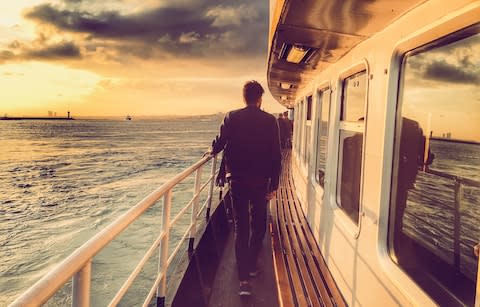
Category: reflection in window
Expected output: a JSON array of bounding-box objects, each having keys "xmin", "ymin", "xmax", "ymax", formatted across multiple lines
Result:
[
  {"xmin": 341, "ymin": 71, "xmax": 367, "ymax": 121},
  {"xmin": 336, "ymin": 71, "xmax": 366, "ymax": 224},
  {"xmin": 390, "ymin": 25, "xmax": 480, "ymax": 306},
  {"xmin": 315, "ymin": 88, "xmax": 331, "ymax": 187}
]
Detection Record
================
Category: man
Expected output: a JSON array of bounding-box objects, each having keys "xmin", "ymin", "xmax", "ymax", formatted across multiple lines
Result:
[{"xmin": 211, "ymin": 80, "xmax": 281, "ymax": 296}]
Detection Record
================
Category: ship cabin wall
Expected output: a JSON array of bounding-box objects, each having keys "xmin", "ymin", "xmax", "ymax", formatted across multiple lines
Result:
[{"xmin": 288, "ymin": 1, "xmax": 479, "ymax": 306}]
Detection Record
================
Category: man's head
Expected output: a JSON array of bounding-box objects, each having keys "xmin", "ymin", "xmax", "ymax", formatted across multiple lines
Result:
[{"xmin": 243, "ymin": 80, "xmax": 264, "ymax": 106}]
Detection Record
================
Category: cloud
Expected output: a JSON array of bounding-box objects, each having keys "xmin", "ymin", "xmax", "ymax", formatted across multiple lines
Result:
[
  {"xmin": 20, "ymin": 1, "xmax": 267, "ymax": 60},
  {"xmin": 23, "ymin": 41, "xmax": 82, "ymax": 60},
  {"xmin": 406, "ymin": 35, "xmax": 480, "ymax": 86},
  {"xmin": 1, "ymin": 40, "xmax": 82, "ymax": 63},
  {"xmin": 206, "ymin": 4, "xmax": 259, "ymax": 27},
  {"xmin": 423, "ymin": 59, "xmax": 478, "ymax": 85},
  {"xmin": 0, "ymin": 50, "xmax": 15, "ymax": 63}
]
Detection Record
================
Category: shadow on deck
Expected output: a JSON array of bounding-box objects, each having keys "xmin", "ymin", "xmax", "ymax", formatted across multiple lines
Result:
[{"xmin": 171, "ymin": 151, "xmax": 345, "ymax": 307}]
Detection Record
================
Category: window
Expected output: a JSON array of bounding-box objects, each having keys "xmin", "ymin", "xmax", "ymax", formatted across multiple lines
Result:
[
  {"xmin": 315, "ymin": 88, "xmax": 331, "ymax": 187},
  {"xmin": 304, "ymin": 96, "xmax": 313, "ymax": 164},
  {"xmin": 336, "ymin": 71, "xmax": 367, "ymax": 224},
  {"xmin": 389, "ymin": 25, "xmax": 480, "ymax": 306},
  {"xmin": 293, "ymin": 103, "xmax": 299, "ymax": 155},
  {"xmin": 298, "ymin": 100, "xmax": 305, "ymax": 161}
]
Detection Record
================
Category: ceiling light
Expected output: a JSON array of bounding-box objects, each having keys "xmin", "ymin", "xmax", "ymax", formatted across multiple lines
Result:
[
  {"xmin": 286, "ymin": 44, "xmax": 310, "ymax": 63},
  {"xmin": 280, "ymin": 95, "xmax": 288, "ymax": 100},
  {"xmin": 279, "ymin": 82, "xmax": 291, "ymax": 89}
]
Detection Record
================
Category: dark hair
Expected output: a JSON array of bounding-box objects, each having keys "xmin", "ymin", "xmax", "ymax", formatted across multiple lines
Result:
[{"xmin": 243, "ymin": 80, "xmax": 264, "ymax": 105}]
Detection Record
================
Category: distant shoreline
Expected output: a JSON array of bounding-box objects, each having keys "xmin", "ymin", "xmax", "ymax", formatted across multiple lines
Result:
[
  {"xmin": 0, "ymin": 117, "xmax": 74, "ymax": 121},
  {"xmin": 431, "ymin": 137, "xmax": 480, "ymax": 146}
]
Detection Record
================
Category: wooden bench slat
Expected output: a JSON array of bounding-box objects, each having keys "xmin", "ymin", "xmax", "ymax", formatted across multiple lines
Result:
[
  {"xmin": 269, "ymin": 151, "xmax": 347, "ymax": 307},
  {"xmin": 282, "ymin": 188, "xmax": 333, "ymax": 307},
  {"xmin": 285, "ymin": 167, "xmax": 347, "ymax": 307},
  {"xmin": 279, "ymin": 180, "xmax": 323, "ymax": 307},
  {"xmin": 276, "ymin": 187, "xmax": 310, "ymax": 307},
  {"xmin": 270, "ymin": 196, "xmax": 296, "ymax": 306}
]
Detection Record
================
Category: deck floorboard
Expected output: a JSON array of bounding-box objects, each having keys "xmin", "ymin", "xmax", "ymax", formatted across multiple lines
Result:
[{"xmin": 207, "ymin": 150, "xmax": 345, "ymax": 307}]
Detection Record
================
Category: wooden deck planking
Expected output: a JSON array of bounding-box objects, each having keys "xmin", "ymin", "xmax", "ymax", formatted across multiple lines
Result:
[{"xmin": 206, "ymin": 150, "xmax": 345, "ymax": 307}]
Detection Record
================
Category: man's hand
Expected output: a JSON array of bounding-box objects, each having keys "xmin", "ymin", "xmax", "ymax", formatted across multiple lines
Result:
[{"xmin": 266, "ymin": 190, "xmax": 276, "ymax": 200}]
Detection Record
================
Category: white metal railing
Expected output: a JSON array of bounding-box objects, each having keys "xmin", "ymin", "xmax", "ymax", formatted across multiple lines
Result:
[{"xmin": 10, "ymin": 154, "xmax": 219, "ymax": 307}]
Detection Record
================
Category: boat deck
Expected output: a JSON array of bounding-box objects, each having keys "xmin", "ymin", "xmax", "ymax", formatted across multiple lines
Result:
[
  {"xmin": 206, "ymin": 151, "xmax": 345, "ymax": 307},
  {"xmin": 172, "ymin": 151, "xmax": 346, "ymax": 307}
]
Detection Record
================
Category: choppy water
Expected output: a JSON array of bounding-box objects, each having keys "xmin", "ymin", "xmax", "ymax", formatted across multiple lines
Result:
[
  {"xmin": 0, "ymin": 117, "xmax": 221, "ymax": 305},
  {"xmin": 404, "ymin": 139, "xmax": 480, "ymax": 281}
]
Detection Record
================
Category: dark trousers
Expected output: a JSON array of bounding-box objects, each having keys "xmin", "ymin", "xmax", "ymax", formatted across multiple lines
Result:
[{"xmin": 230, "ymin": 179, "xmax": 269, "ymax": 281}]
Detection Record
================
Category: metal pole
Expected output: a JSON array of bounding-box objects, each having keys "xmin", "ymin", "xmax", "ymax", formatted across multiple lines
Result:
[
  {"xmin": 189, "ymin": 167, "xmax": 203, "ymax": 253},
  {"xmin": 206, "ymin": 156, "xmax": 217, "ymax": 220},
  {"xmin": 156, "ymin": 189, "xmax": 172, "ymax": 307},
  {"xmin": 72, "ymin": 260, "xmax": 92, "ymax": 307},
  {"xmin": 453, "ymin": 180, "xmax": 462, "ymax": 271}
]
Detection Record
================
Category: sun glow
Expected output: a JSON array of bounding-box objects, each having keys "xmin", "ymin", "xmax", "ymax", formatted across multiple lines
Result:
[{"xmin": 0, "ymin": 62, "xmax": 102, "ymax": 115}]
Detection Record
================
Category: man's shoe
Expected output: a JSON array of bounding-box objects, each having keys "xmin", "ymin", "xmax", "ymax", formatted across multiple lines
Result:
[{"xmin": 238, "ymin": 281, "xmax": 252, "ymax": 296}]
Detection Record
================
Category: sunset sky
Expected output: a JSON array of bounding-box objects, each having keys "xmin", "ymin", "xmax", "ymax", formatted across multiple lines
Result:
[{"xmin": 0, "ymin": 0, "xmax": 285, "ymax": 117}]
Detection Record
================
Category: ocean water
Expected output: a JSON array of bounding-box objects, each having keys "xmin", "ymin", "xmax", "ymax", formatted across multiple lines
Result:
[
  {"xmin": 404, "ymin": 139, "xmax": 480, "ymax": 281},
  {"xmin": 0, "ymin": 116, "xmax": 221, "ymax": 305}
]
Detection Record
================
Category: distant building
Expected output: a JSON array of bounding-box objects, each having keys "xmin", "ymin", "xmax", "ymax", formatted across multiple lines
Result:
[
  {"xmin": 446, "ymin": 132, "xmax": 451, "ymax": 139},
  {"xmin": 48, "ymin": 111, "xmax": 53, "ymax": 117}
]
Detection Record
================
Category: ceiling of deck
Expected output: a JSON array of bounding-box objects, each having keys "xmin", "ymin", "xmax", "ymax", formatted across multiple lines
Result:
[{"xmin": 267, "ymin": 0, "xmax": 425, "ymax": 107}]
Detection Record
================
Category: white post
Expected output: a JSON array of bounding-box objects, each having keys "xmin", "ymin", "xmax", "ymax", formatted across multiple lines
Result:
[
  {"xmin": 189, "ymin": 167, "xmax": 203, "ymax": 253},
  {"xmin": 156, "ymin": 189, "xmax": 172, "ymax": 307},
  {"xmin": 206, "ymin": 156, "xmax": 217, "ymax": 219},
  {"xmin": 72, "ymin": 260, "xmax": 92, "ymax": 307}
]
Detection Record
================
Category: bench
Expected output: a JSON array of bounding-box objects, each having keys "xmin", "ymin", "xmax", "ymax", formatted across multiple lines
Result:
[{"xmin": 270, "ymin": 152, "xmax": 346, "ymax": 307}]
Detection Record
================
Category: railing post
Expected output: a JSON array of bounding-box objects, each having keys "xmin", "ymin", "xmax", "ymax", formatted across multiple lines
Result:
[
  {"xmin": 206, "ymin": 155, "xmax": 217, "ymax": 220},
  {"xmin": 72, "ymin": 260, "xmax": 92, "ymax": 307},
  {"xmin": 189, "ymin": 167, "xmax": 203, "ymax": 253},
  {"xmin": 157, "ymin": 189, "xmax": 172, "ymax": 307},
  {"xmin": 453, "ymin": 180, "xmax": 462, "ymax": 271}
]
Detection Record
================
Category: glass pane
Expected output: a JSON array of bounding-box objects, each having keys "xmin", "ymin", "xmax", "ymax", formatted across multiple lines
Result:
[
  {"xmin": 315, "ymin": 89, "xmax": 330, "ymax": 186},
  {"xmin": 337, "ymin": 130, "xmax": 363, "ymax": 224},
  {"xmin": 306, "ymin": 95, "xmax": 313, "ymax": 120},
  {"xmin": 390, "ymin": 26, "xmax": 480, "ymax": 306},
  {"xmin": 305, "ymin": 125, "xmax": 311, "ymax": 164},
  {"xmin": 341, "ymin": 71, "xmax": 366, "ymax": 121}
]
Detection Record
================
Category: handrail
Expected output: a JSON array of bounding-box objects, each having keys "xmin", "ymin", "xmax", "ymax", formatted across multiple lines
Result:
[
  {"xmin": 417, "ymin": 167, "xmax": 480, "ymax": 271},
  {"xmin": 425, "ymin": 168, "xmax": 480, "ymax": 187},
  {"xmin": 10, "ymin": 154, "xmax": 219, "ymax": 307}
]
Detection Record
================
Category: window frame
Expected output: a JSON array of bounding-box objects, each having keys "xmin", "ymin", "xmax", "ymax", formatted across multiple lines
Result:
[
  {"xmin": 313, "ymin": 85, "xmax": 331, "ymax": 188},
  {"xmin": 387, "ymin": 23, "xmax": 480, "ymax": 307},
  {"xmin": 376, "ymin": 12, "xmax": 480, "ymax": 307},
  {"xmin": 330, "ymin": 61, "xmax": 369, "ymax": 238},
  {"xmin": 303, "ymin": 94, "xmax": 313, "ymax": 166}
]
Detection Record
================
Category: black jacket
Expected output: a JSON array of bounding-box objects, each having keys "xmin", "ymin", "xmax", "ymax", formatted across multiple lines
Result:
[{"xmin": 212, "ymin": 105, "xmax": 281, "ymax": 191}]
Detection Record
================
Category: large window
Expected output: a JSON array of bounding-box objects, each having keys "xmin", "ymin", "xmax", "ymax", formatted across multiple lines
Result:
[
  {"xmin": 336, "ymin": 71, "xmax": 367, "ymax": 224},
  {"xmin": 389, "ymin": 25, "xmax": 480, "ymax": 306},
  {"xmin": 315, "ymin": 88, "xmax": 331, "ymax": 187}
]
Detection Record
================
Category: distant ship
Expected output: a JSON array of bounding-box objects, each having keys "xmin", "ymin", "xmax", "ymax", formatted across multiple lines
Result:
[{"xmin": 126, "ymin": 115, "xmax": 132, "ymax": 120}]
